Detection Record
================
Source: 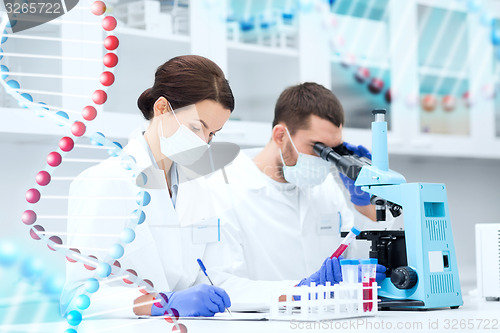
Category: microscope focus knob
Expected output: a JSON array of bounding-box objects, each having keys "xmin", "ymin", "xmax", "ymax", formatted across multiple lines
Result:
[{"xmin": 391, "ymin": 266, "xmax": 417, "ymax": 289}]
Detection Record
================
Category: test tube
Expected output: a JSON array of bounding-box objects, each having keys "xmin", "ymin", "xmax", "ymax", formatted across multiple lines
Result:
[
  {"xmin": 340, "ymin": 259, "xmax": 352, "ymax": 284},
  {"xmin": 350, "ymin": 259, "xmax": 360, "ymax": 283},
  {"xmin": 341, "ymin": 259, "xmax": 358, "ymax": 312},
  {"xmin": 340, "ymin": 259, "xmax": 352, "ymax": 311},
  {"xmin": 340, "ymin": 259, "xmax": 359, "ymax": 284},
  {"xmin": 330, "ymin": 227, "xmax": 361, "ymax": 259},
  {"xmin": 361, "ymin": 258, "xmax": 377, "ymax": 311}
]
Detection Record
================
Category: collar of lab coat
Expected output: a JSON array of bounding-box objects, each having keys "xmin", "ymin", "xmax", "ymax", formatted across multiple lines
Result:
[
  {"xmin": 123, "ymin": 134, "xmax": 160, "ymax": 175},
  {"xmin": 228, "ymin": 147, "xmax": 298, "ymax": 192},
  {"xmin": 125, "ymin": 134, "xmax": 216, "ymax": 227},
  {"xmin": 123, "ymin": 134, "xmax": 176, "ymax": 192}
]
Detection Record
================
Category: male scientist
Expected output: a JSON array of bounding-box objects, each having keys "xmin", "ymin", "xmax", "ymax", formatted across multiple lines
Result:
[{"xmin": 203, "ymin": 82, "xmax": 384, "ymax": 309}]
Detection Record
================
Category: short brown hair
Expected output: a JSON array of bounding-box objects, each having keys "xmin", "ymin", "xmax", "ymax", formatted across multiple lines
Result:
[
  {"xmin": 272, "ymin": 82, "xmax": 344, "ymax": 134},
  {"xmin": 137, "ymin": 55, "xmax": 235, "ymax": 120}
]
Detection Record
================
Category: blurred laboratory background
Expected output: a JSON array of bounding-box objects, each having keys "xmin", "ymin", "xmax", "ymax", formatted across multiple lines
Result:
[{"xmin": 1, "ymin": 0, "xmax": 500, "ymax": 323}]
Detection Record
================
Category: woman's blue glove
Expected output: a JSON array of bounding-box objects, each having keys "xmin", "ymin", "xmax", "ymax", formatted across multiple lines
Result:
[
  {"xmin": 297, "ymin": 257, "xmax": 343, "ymax": 287},
  {"xmin": 357, "ymin": 264, "xmax": 387, "ymax": 282},
  {"xmin": 339, "ymin": 142, "xmax": 372, "ymax": 206},
  {"xmin": 151, "ymin": 284, "xmax": 231, "ymax": 317}
]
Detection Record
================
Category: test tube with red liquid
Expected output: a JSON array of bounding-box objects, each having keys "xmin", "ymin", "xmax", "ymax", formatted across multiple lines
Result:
[
  {"xmin": 361, "ymin": 258, "xmax": 377, "ymax": 311},
  {"xmin": 330, "ymin": 227, "xmax": 361, "ymax": 259}
]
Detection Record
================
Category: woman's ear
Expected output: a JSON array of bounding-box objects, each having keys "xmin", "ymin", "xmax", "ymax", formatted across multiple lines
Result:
[
  {"xmin": 152, "ymin": 96, "xmax": 171, "ymax": 118},
  {"xmin": 272, "ymin": 124, "xmax": 287, "ymax": 149}
]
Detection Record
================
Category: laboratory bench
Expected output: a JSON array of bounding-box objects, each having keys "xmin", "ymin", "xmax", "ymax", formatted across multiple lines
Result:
[{"xmin": 1, "ymin": 295, "xmax": 498, "ymax": 333}]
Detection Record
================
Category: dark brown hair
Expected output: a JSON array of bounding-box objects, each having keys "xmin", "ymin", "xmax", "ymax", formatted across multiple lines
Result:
[
  {"xmin": 272, "ymin": 82, "xmax": 344, "ymax": 134},
  {"xmin": 137, "ymin": 55, "xmax": 235, "ymax": 120}
]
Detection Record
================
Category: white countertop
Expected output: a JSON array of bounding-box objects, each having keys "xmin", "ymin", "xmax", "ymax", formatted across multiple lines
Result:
[{"xmin": 1, "ymin": 295, "xmax": 499, "ymax": 333}]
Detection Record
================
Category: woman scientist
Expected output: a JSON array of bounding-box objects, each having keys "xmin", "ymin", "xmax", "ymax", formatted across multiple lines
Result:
[{"xmin": 62, "ymin": 55, "xmax": 234, "ymax": 318}]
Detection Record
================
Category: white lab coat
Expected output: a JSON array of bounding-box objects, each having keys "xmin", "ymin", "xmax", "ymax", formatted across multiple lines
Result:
[
  {"xmin": 201, "ymin": 148, "xmax": 354, "ymax": 310},
  {"xmin": 61, "ymin": 134, "xmax": 221, "ymax": 317}
]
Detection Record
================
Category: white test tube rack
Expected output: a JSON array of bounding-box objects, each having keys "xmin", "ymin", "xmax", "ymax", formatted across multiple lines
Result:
[{"xmin": 269, "ymin": 282, "xmax": 379, "ymax": 321}]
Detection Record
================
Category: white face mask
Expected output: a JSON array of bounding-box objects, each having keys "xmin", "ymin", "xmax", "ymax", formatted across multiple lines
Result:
[
  {"xmin": 159, "ymin": 103, "xmax": 209, "ymax": 166},
  {"xmin": 280, "ymin": 127, "xmax": 331, "ymax": 187}
]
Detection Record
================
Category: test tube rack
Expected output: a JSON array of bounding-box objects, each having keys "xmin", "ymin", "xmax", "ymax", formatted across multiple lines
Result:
[{"xmin": 269, "ymin": 282, "xmax": 379, "ymax": 321}]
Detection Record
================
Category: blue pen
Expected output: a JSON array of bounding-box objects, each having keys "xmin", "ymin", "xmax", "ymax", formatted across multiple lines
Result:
[{"xmin": 197, "ymin": 258, "xmax": 232, "ymax": 315}]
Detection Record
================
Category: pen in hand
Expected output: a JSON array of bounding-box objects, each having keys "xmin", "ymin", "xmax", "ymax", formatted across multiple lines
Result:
[{"xmin": 197, "ymin": 258, "xmax": 232, "ymax": 315}]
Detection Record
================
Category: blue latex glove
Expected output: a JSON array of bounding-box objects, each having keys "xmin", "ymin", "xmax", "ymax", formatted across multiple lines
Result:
[
  {"xmin": 357, "ymin": 264, "xmax": 387, "ymax": 282},
  {"xmin": 339, "ymin": 142, "xmax": 372, "ymax": 206},
  {"xmin": 297, "ymin": 257, "xmax": 343, "ymax": 287},
  {"xmin": 343, "ymin": 142, "xmax": 372, "ymax": 160},
  {"xmin": 151, "ymin": 284, "xmax": 231, "ymax": 317}
]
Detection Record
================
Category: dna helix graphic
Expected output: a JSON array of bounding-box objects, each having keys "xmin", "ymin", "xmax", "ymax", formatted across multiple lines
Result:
[
  {"xmin": 0, "ymin": 239, "xmax": 66, "ymax": 328},
  {"xmin": 1, "ymin": 1, "xmax": 187, "ymax": 332}
]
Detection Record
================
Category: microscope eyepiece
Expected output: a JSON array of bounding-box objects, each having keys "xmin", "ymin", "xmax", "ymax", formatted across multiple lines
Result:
[
  {"xmin": 372, "ymin": 108, "xmax": 386, "ymax": 122},
  {"xmin": 313, "ymin": 142, "xmax": 369, "ymax": 181},
  {"xmin": 372, "ymin": 108, "xmax": 386, "ymax": 115}
]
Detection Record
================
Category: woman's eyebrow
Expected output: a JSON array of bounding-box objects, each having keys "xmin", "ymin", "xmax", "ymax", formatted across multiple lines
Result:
[
  {"xmin": 199, "ymin": 119, "xmax": 222, "ymax": 133},
  {"xmin": 199, "ymin": 119, "xmax": 208, "ymax": 129}
]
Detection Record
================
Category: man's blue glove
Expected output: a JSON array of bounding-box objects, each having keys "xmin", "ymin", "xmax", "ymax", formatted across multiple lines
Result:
[
  {"xmin": 357, "ymin": 264, "xmax": 387, "ymax": 282},
  {"xmin": 343, "ymin": 142, "xmax": 372, "ymax": 160},
  {"xmin": 151, "ymin": 284, "xmax": 231, "ymax": 317},
  {"xmin": 339, "ymin": 142, "xmax": 372, "ymax": 206},
  {"xmin": 297, "ymin": 257, "xmax": 343, "ymax": 287}
]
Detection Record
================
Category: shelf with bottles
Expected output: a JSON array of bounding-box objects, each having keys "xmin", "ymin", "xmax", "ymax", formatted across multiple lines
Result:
[
  {"xmin": 330, "ymin": 62, "xmax": 391, "ymax": 131},
  {"xmin": 418, "ymin": 75, "xmax": 470, "ymax": 136},
  {"xmin": 111, "ymin": 0, "xmax": 190, "ymax": 38},
  {"xmin": 226, "ymin": 0, "xmax": 298, "ymax": 54}
]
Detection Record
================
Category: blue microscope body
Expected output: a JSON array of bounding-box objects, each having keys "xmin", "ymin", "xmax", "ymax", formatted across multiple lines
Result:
[{"xmin": 315, "ymin": 109, "xmax": 463, "ymax": 309}]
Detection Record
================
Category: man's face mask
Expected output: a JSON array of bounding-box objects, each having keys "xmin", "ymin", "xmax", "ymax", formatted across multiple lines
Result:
[{"xmin": 280, "ymin": 127, "xmax": 331, "ymax": 187}]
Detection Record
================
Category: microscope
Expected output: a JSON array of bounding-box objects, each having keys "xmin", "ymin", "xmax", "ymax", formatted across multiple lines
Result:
[{"xmin": 314, "ymin": 109, "xmax": 463, "ymax": 310}]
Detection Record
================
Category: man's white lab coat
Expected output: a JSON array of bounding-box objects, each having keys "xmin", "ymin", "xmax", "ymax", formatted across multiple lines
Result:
[{"xmin": 201, "ymin": 148, "xmax": 355, "ymax": 310}]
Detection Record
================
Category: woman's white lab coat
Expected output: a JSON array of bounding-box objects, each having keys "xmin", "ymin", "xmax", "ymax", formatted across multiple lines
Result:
[{"xmin": 61, "ymin": 135, "xmax": 221, "ymax": 317}]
